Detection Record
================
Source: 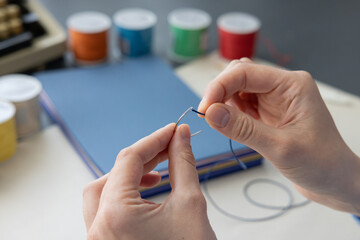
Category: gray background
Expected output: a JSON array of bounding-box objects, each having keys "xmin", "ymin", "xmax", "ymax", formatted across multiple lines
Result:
[{"xmin": 40, "ymin": 0, "xmax": 360, "ymax": 95}]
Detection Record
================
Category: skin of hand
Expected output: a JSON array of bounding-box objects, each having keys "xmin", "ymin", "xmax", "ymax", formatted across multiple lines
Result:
[
  {"xmin": 83, "ymin": 123, "xmax": 217, "ymax": 240},
  {"xmin": 198, "ymin": 58, "xmax": 360, "ymax": 215}
]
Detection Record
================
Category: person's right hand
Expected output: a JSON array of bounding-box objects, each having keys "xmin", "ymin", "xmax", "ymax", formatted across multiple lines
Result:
[{"xmin": 198, "ymin": 58, "xmax": 360, "ymax": 215}]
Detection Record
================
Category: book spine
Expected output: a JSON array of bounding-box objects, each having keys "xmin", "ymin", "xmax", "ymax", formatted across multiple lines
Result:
[{"xmin": 140, "ymin": 157, "xmax": 263, "ymax": 198}]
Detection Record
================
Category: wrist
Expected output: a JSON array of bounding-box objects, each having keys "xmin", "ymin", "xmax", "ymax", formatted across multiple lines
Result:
[
  {"xmin": 334, "ymin": 149, "xmax": 360, "ymax": 215},
  {"xmin": 348, "ymin": 154, "xmax": 360, "ymax": 215},
  {"xmin": 301, "ymin": 144, "xmax": 360, "ymax": 215}
]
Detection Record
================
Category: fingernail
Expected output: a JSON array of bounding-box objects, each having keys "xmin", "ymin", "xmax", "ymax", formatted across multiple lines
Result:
[
  {"xmin": 239, "ymin": 57, "xmax": 251, "ymax": 63},
  {"xmin": 180, "ymin": 125, "xmax": 191, "ymax": 142},
  {"xmin": 207, "ymin": 105, "xmax": 230, "ymax": 128},
  {"xmin": 198, "ymin": 97, "xmax": 206, "ymax": 111}
]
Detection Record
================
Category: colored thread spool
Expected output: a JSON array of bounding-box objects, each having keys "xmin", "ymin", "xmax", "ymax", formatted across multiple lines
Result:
[
  {"xmin": 168, "ymin": 8, "xmax": 211, "ymax": 62},
  {"xmin": 218, "ymin": 12, "xmax": 261, "ymax": 60},
  {"xmin": 67, "ymin": 11, "xmax": 111, "ymax": 64},
  {"xmin": 0, "ymin": 74, "xmax": 42, "ymax": 138},
  {"xmin": 113, "ymin": 8, "xmax": 157, "ymax": 57},
  {"xmin": 0, "ymin": 100, "xmax": 17, "ymax": 162}
]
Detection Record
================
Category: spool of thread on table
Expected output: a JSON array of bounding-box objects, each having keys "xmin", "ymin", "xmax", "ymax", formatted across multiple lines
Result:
[
  {"xmin": 0, "ymin": 74, "xmax": 42, "ymax": 138},
  {"xmin": 113, "ymin": 8, "xmax": 157, "ymax": 57},
  {"xmin": 0, "ymin": 100, "xmax": 17, "ymax": 162},
  {"xmin": 217, "ymin": 12, "xmax": 261, "ymax": 60},
  {"xmin": 168, "ymin": 8, "xmax": 211, "ymax": 62},
  {"xmin": 67, "ymin": 11, "xmax": 111, "ymax": 64}
]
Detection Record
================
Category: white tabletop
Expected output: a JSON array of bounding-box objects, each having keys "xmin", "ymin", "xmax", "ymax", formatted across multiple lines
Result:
[{"xmin": 1, "ymin": 54, "xmax": 359, "ymax": 239}]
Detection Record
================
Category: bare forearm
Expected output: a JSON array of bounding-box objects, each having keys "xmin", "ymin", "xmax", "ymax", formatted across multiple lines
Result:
[{"xmin": 295, "ymin": 148, "xmax": 360, "ymax": 215}]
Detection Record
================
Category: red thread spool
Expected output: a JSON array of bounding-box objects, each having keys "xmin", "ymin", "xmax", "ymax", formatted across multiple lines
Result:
[{"xmin": 218, "ymin": 12, "xmax": 261, "ymax": 60}]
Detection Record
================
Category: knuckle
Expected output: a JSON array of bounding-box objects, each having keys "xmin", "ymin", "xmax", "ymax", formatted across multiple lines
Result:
[
  {"xmin": 116, "ymin": 147, "xmax": 137, "ymax": 164},
  {"xmin": 229, "ymin": 59, "xmax": 242, "ymax": 66},
  {"xmin": 180, "ymin": 191, "xmax": 207, "ymax": 211},
  {"xmin": 232, "ymin": 61, "xmax": 247, "ymax": 71},
  {"xmin": 231, "ymin": 115, "xmax": 254, "ymax": 143},
  {"xmin": 193, "ymin": 191, "xmax": 207, "ymax": 207},
  {"xmin": 292, "ymin": 70, "xmax": 317, "ymax": 94},
  {"xmin": 117, "ymin": 147, "xmax": 134, "ymax": 158},
  {"xmin": 295, "ymin": 70, "xmax": 313, "ymax": 85},
  {"xmin": 83, "ymin": 181, "xmax": 97, "ymax": 198},
  {"xmin": 275, "ymin": 136, "xmax": 298, "ymax": 160}
]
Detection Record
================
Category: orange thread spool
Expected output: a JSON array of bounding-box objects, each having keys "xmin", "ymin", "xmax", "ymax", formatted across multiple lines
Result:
[{"xmin": 67, "ymin": 12, "xmax": 111, "ymax": 63}]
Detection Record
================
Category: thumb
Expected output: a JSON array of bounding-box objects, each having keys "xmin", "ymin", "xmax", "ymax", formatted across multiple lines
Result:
[
  {"xmin": 205, "ymin": 103, "xmax": 277, "ymax": 152},
  {"xmin": 168, "ymin": 124, "xmax": 201, "ymax": 192}
]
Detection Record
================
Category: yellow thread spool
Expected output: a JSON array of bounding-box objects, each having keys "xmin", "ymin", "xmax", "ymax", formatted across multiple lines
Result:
[{"xmin": 0, "ymin": 100, "xmax": 17, "ymax": 162}]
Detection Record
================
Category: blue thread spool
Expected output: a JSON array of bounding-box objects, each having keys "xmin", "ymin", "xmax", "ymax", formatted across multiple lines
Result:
[{"xmin": 113, "ymin": 8, "xmax": 157, "ymax": 57}]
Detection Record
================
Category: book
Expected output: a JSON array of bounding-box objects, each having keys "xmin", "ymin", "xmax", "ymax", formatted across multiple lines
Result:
[{"xmin": 36, "ymin": 55, "xmax": 263, "ymax": 197}]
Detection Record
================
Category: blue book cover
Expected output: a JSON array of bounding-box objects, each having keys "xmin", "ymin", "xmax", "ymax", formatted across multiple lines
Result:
[{"xmin": 36, "ymin": 56, "xmax": 262, "ymax": 197}]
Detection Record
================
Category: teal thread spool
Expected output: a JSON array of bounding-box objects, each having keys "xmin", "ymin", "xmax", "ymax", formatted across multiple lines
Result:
[
  {"xmin": 113, "ymin": 8, "xmax": 157, "ymax": 57},
  {"xmin": 168, "ymin": 8, "xmax": 211, "ymax": 62}
]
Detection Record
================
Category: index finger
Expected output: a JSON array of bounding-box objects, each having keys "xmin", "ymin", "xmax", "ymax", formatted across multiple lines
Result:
[
  {"xmin": 102, "ymin": 123, "xmax": 175, "ymax": 200},
  {"xmin": 198, "ymin": 61, "xmax": 288, "ymax": 113}
]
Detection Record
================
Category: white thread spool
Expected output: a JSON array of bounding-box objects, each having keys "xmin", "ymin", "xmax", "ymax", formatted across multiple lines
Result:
[{"xmin": 0, "ymin": 74, "xmax": 42, "ymax": 138}]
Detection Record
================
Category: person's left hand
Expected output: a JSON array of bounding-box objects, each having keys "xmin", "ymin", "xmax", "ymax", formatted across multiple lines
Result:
[{"xmin": 83, "ymin": 123, "xmax": 217, "ymax": 240}]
